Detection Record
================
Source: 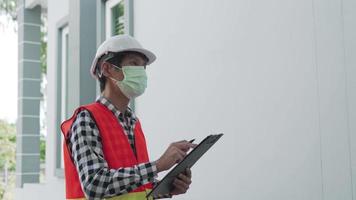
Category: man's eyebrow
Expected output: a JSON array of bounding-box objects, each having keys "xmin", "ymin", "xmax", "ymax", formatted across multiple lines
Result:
[
  {"xmin": 130, "ymin": 54, "xmax": 147, "ymax": 61},
  {"xmin": 122, "ymin": 53, "xmax": 147, "ymax": 63}
]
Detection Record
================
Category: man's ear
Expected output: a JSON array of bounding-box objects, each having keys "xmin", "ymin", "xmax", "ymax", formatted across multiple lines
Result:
[{"xmin": 101, "ymin": 62, "xmax": 111, "ymax": 77}]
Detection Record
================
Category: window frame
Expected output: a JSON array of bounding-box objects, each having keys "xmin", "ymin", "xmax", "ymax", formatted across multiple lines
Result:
[
  {"xmin": 105, "ymin": 0, "xmax": 125, "ymax": 39},
  {"xmin": 60, "ymin": 26, "xmax": 69, "ymax": 125},
  {"xmin": 60, "ymin": 25, "xmax": 69, "ymax": 170},
  {"xmin": 55, "ymin": 17, "xmax": 69, "ymax": 178}
]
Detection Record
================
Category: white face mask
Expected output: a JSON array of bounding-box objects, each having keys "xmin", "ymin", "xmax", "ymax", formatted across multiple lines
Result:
[{"xmin": 109, "ymin": 66, "xmax": 147, "ymax": 99}]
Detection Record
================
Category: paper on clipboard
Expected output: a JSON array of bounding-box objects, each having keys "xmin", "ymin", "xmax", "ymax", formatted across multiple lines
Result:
[{"xmin": 146, "ymin": 133, "xmax": 224, "ymax": 198}]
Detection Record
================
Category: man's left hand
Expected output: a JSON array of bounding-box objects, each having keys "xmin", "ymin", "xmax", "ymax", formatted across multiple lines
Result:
[{"xmin": 170, "ymin": 168, "xmax": 192, "ymax": 196}]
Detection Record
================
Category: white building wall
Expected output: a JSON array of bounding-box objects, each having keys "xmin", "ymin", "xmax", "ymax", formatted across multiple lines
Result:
[
  {"xmin": 15, "ymin": 0, "xmax": 68, "ymax": 199},
  {"xmin": 134, "ymin": 1, "xmax": 356, "ymax": 200},
  {"xmin": 343, "ymin": 1, "xmax": 356, "ymax": 199}
]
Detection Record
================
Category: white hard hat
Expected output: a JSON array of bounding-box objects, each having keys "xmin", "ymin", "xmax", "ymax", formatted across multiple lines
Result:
[{"xmin": 90, "ymin": 34, "xmax": 156, "ymax": 79}]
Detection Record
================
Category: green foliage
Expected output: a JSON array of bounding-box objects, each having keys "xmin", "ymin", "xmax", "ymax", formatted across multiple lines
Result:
[
  {"xmin": 40, "ymin": 18, "xmax": 47, "ymax": 74},
  {"xmin": 0, "ymin": 0, "xmax": 17, "ymax": 20},
  {"xmin": 113, "ymin": 2, "xmax": 125, "ymax": 35},
  {"xmin": 40, "ymin": 136, "xmax": 46, "ymax": 163},
  {"xmin": 1, "ymin": 0, "xmax": 48, "ymax": 74},
  {"xmin": 115, "ymin": 21, "xmax": 124, "ymax": 35},
  {"xmin": 0, "ymin": 120, "xmax": 16, "ymax": 172},
  {"xmin": 0, "ymin": 186, "xmax": 4, "ymax": 199}
]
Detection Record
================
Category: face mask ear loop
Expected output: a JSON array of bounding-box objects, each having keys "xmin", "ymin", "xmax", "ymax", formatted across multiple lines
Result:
[
  {"xmin": 111, "ymin": 63, "xmax": 122, "ymax": 71},
  {"xmin": 108, "ymin": 76, "xmax": 119, "ymax": 83},
  {"xmin": 101, "ymin": 63, "xmax": 123, "ymax": 81},
  {"xmin": 98, "ymin": 68, "xmax": 103, "ymax": 78},
  {"xmin": 111, "ymin": 64, "xmax": 126, "ymax": 84}
]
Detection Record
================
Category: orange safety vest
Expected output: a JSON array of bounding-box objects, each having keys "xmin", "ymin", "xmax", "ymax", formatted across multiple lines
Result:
[{"xmin": 61, "ymin": 102, "xmax": 153, "ymax": 200}]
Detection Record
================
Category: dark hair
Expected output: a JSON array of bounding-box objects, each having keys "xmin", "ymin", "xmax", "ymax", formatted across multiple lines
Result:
[
  {"xmin": 96, "ymin": 51, "xmax": 148, "ymax": 92},
  {"xmin": 98, "ymin": 75, "xmax": 107, "ymax": 92}
]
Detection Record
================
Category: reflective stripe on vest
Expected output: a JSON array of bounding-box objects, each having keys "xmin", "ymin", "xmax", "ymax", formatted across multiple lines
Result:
[{"xmin": 67, "ymin": 189, "xmax": 153, "ymax": 200}]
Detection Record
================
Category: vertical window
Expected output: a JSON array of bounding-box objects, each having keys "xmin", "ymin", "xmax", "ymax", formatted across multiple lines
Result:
[
  {"xmin": 60, "ymin": 26, "xmax": 69, "ymax": 169},
  {"xmin": 105, "ymin": 0, "xmax": 126, "ymax": 39},
  {"xmin": 55, "ymin": 24, "xmax": 69, "ymax": 177}
]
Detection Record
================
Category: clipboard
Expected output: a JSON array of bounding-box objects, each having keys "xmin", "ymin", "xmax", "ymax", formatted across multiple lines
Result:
[{"xmin": 146, "ymin": 133, "xmax": 224, "ymax": 198}]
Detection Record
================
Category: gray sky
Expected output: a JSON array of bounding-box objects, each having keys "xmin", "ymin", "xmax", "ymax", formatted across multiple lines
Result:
[{"xmin": 0, "ymin": 16, "xmax": 18, "ymax": 123}]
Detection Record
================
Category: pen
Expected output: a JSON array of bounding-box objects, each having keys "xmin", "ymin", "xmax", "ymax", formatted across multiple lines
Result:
[{"xmin": 189, "ymin": 139, "xmax": 195, "ymax": 143}]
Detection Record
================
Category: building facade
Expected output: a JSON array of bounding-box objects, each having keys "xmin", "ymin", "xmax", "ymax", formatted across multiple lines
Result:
[{"xmin": 16, "ymin": 0, "xmax": 356, "ymax": 199}]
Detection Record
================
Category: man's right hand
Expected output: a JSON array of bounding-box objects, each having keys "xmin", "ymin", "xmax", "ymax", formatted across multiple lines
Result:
[{"xmin": 156, "ymin": 140, "xmax": 197, "ymax": 172}]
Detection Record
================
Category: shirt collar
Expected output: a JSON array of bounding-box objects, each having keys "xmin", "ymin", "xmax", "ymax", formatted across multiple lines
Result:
[{"xmin": 96, "ymin": 96, "xmax": 136, "ymax": 122}]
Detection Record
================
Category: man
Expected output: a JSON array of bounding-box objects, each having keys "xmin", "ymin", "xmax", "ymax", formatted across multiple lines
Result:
[{"xmin": 61, "ymin": 35, "xmax": 196, "ymax": 200}]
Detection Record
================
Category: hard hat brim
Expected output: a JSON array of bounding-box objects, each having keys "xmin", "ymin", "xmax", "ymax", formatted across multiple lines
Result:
[{"xmin": 90, "ymin": 47, "xmax": 156, "ymax": 79}]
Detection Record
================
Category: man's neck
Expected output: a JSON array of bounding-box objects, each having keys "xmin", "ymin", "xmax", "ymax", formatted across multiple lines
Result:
[{"xmin": 102, "ymin": 89, "xmax": 130, "ymax": 113}]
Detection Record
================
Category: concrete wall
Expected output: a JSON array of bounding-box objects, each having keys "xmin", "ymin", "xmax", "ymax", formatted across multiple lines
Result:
[{"xmin": 134, "ymin": 0, "xmax": 356, "ymax": 200}]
